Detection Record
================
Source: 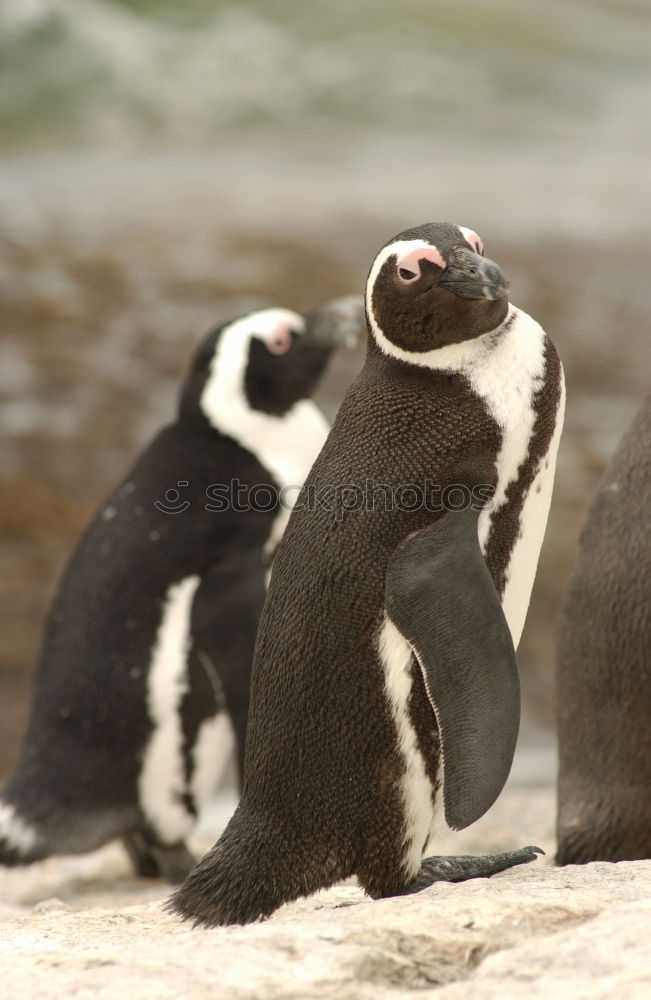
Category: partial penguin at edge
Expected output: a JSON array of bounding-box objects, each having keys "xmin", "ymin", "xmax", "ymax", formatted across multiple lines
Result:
[{"xmin": 556, "ymin": 394, "xmax": 651, "ymax": 865}]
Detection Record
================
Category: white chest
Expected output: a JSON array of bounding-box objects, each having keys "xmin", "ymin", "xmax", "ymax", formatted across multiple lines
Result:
[
  {"xmin": 466, "ymin": 307, "xmax": 564, "ymax": 646},
  {"xmin": 244, "ymin": 401, "xmax": 330, "ymax": 557}
]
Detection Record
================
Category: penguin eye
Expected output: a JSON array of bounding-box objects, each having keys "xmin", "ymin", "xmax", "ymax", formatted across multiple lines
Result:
[
  {"xmin": 398, "ymin": 267, "xmax": 418, "ymax": 283},
  {"xmin": 264, "ymin": 328, "xmax": 295, "ymax": 356}
]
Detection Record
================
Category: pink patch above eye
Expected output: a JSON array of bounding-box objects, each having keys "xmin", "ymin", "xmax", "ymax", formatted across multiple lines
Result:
[
  {"xmin": 395, "ymin": 245, "xmax": 446, "ymax": 283},
  {"xmin": 266, "ymin": 326, "xmax": 293, "ymax": 355},
  {"xmin": 458, "ymin": 226, "xmax": 484, "ymax": 255}
]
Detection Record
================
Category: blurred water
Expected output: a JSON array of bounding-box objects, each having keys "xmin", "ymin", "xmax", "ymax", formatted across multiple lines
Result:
[
  {"xmin": 0, "ymin": 0, "xmax": 649, "ymax": 239},
  {"xmin": 1, "ymin": 1, "xmax": 649, "ymax": 146}
]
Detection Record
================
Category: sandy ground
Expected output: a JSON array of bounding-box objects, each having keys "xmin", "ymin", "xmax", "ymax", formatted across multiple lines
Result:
[
  {"xmin": 0, "ymin": 718, "xmax": 640, "ymax": 1000},
  {"xmin": 1, "ymin": 722, "xmax": 650, "ymax": 999}
]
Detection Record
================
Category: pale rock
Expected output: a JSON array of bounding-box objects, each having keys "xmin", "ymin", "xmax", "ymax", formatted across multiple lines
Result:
[
  {"xmin": 0, "ymin": 743, "xmax": 649, "ymax": 999},
  {"xmin": 1, "ymin": 854, "xmax": 650, "ymax": 999}
]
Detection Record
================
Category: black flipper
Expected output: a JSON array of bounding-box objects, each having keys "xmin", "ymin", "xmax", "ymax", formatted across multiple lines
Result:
[{"xmin": 385, "ymin": 506, "xmax": 520, "ymax": 831}]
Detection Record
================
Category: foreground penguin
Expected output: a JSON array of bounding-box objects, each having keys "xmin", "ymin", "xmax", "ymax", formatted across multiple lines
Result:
[
  {"xmin": 0, "ymin": 298, "xmax": 362, "ymax": 881},
  {"xmin": 556, "ymin": 395, "xmax": 651, "ymax": 864},
  {"xmin": 170, "ymin": 222, "xmax": 565, "ymax": 925}
]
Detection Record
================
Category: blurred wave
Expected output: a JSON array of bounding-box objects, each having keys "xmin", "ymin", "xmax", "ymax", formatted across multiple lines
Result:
[{"xmin": 1, "ymin": 0, "xmax": 649, "ymax": 150}]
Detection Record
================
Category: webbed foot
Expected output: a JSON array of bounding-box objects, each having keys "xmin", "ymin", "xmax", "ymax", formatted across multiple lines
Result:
[
  {"xmin": 396, "ymin": 845, "xmax": 544, "ymax": 896},
  {"xmin": 122, "ymin": 831, "xmax": 195, "ymax": 883}
]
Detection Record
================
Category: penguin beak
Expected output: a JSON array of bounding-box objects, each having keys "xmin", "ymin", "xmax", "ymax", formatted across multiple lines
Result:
[
  {"xmin": 438, "ymin": 250, "xmax": 510, "ymax": 301},
  {"xmin": 304, "ymin": 295, "xmax": 366, "ymax": 348}
]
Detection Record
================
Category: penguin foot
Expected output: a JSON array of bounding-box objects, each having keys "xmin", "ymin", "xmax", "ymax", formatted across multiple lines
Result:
[
  {"xmin": 396, "ymin": 845, "xmax": 544, "ymax": 896},
  {"xmin": 122, "ymin": 831, "xmax": 195, "ymax": 883}
]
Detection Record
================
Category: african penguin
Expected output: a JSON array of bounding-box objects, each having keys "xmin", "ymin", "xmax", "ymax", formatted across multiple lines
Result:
[
  {"xmin": 170, "ymin": 221, "xmax": 565, "ymax": 925},
  {"xmin": 0, "ymin": 298, "xmax": 363, "ymax": 882},
  {"xmin": 556, "ymin": 395, "xmax": 651, "ymax": 864}
]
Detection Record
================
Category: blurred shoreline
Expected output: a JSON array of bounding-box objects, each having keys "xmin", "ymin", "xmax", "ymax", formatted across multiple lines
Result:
[{"xmin": 1, "ymin": 136, "xmax": 650, "ymax": 243}]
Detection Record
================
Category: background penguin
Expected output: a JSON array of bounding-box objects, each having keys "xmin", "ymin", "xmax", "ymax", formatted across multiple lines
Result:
[
  {"xmin": 0, "ymin": 298, "xmax": 363, "ymax": 882},
  {"xmin": 556, "ymin": 395, "xmax": 651, "ymax": 864},
  {"xmin": 170, "ymin": 221, "xmax": 565, "ymax": 926}
]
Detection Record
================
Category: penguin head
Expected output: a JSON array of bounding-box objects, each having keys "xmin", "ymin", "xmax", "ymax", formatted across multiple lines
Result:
[
  {"xmin": 181, "ymin": 302, "xmax": 363, "ymax": 426},
  {"xmin": 366, "ymin": 222, "xmax": 510, "ymax": 358}
]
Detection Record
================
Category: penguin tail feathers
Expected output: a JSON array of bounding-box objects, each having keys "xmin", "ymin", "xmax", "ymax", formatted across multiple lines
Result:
[
  {"xmin": 167, "ymin": 806, "xmax": 322, "ymax": 927},
  {"xmin": 0, "ymin": 797, "xmax": 47, "ymax": 866},
  {"xmin": 167, "ymin": 827, "xmax": 287, "ymax": 926}
]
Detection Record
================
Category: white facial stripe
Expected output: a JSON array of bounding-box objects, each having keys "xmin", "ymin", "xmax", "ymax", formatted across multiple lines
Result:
[
  {"xmin": 251, "ymin": 308, "xmax": 305, "ymax": 354},
  {"xmin": 368, "ymin": 286, "xmax": 511, "ymax": 372},
  {"xmin": 200, "ymin": 308, "xmax": 305, "ymax": 430},
  {"xmin": 139, "ymin": 575, "xmax": 200, "ymax": 842},
  {"xmin": 206, "ymin": 308, "xmax": 305, "ymax": 382},
  {"xmin": 366, "ymin": 240, "xmax": 443, "ymax": 357},
  {"xmin": 396, "ymin": 245, "xmax": 446, "ymax": 283},
  {"xmin": 200, "ymin": 309, "xmax": 329, "ymax": 501},
  {"xmin": 458, "ymin": 226, "xmax": 484, "ymax": 255},
  {"xmin": 367, "ymin": 240, "xmax": 438, "ymax": 303},
  {"xmin": 367, "ymin": 229, "xmax": 495, "ymax": 362}
]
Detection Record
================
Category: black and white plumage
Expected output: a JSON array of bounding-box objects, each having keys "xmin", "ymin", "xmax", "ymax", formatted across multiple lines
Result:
[
  {"xmin": 0, "ymin": 299, "xmax": 363, "ymax": 881},
  {"xmin": 170, "ymin": 222, "xmax": 565, "ymax": 925}
]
